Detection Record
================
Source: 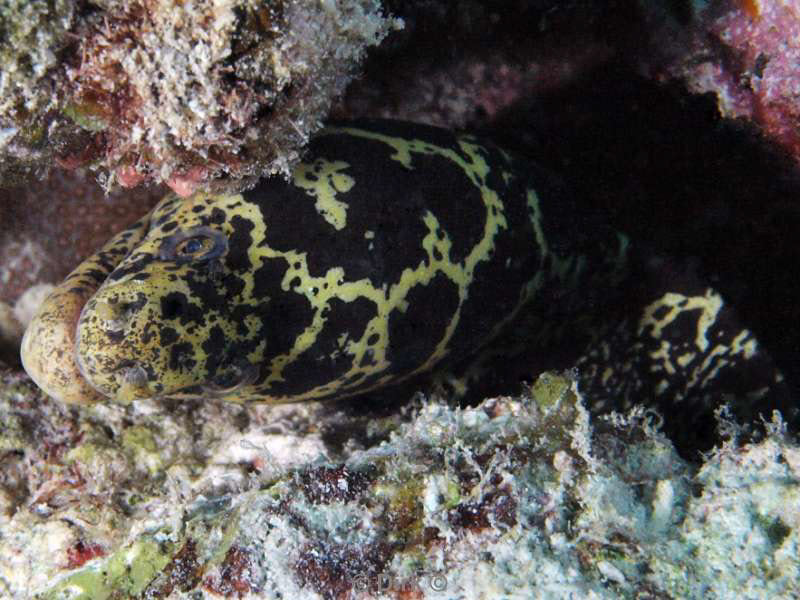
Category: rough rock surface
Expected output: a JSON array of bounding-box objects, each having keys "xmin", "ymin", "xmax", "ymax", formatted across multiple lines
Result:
[
  {"xmin": 0, "ymin": 372, "xmax": 797, "ymax": 598},
  {"xmin": 0, "ymin": 0, "xmax": 400, "ymax": 193}
]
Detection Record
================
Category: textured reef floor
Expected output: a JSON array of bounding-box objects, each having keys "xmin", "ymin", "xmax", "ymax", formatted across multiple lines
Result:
[{"xmin": 0, "ymin": 371, "xmax": 798, "ymax": 598}]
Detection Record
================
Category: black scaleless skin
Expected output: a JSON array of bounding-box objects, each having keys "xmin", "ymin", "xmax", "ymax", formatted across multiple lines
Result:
[{"xmin": 21, "ymin": 119, "xmax": 792, "ymax": 449}]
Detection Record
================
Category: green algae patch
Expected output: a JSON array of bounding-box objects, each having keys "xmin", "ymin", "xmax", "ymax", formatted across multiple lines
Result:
[
  {"xmin": 39, "ymin": 538, "xmax": 172, "ymax": 600},
  {"xmin": 374, "ymin": 476, "xmax": 432, "ymax": 546},
  {"xmin": 0, "ymin": 403, "xmax": 25, "ymax": 452},
  {"xmin": 63, "ymin": 438, "xmax": 124, "ymax": 469},
  {"xmin": 530, "ymin": 371, "xmax": 573, "ymax": 408},
  {"xmin": 121, "ymin": 425, "xmax": 164, "ymax": 476},
  {"xmin": 185, "ymin": 500, "xmax": 241, "ymax": 567},
  {"xmin": 62, "ymin": 102, "xmax": 109, "ymax": 133}
]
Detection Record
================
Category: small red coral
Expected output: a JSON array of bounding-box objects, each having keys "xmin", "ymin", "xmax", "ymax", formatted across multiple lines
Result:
[
  {"xmin": 116, "ymin": 164, "xmax": 147, "ymax": 188},
  {"xmin": 202, "ymin": 545, "xmax": 257, "ymax": 598},
  {"xmin": 66, "ymin": 540, "xmax": 105, "ymax": 569},
  {"xmin": 166, "ymin": 166, "xmax": 208, "ymax": 198}
]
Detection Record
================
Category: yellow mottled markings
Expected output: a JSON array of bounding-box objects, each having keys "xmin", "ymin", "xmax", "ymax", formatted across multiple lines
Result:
[
  {"xmin": 247, "ymin": 209, "xmax": 459, "ymax": 400},
  {"xmin": 461, "ymin": 188, "xmax": 555, "ymax": 348},
  {"xmin": 73, "ymin": 192, "xmax": 273, "ymax": 400},
  {"xmin": 693, "ymin": 344, "xmax": 732, "ymax": 390},
  {"xmin": 649, "ymin": 340, "xmax": 675, "ymax": 375},
  {"xmin": 525, "ymin": 187, "xmax": 593, "ymax": 314},
  {"xmin": 321, "ymin": 126, "xmax": 492, "ymax": 190},
  {"xmin": 639, "ymin": 289, "xmax": 761, "ymax": 397},
  {"xmin": 293, "ymin": 158, "xmax": 354, "ymax": 230},
  {"xmin": 242, "ymin": 127, "xmax": 530, "ymax": 402},
  {"xmin": 694, "ymin": 330, "xmax": 757, "ymax": 392},
  {"xmin": 146, "ymin": 194, "xmax": 182, "ymax": 231},
  {"xmin": 66, "ymin": 126, "xmax": 560, "ymax": 405},
  {"xmin": 729, "ymin": 329, "xmax": 757, "ymax": 360},
  {"xmin": 526, "ymin": 189, "xmax": 549, "ymax": 259},
  {"xmin": 677, "ymin": 352, "xmax": 695, "ymax": 367},
  {"xmin": 639, "ymin": 289, "xmax": 722, "ymax": 353}
]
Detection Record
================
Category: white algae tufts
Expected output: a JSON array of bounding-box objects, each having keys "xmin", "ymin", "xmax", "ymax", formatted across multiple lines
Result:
[{"xmin": 0, "ymin": 371, "xmax": 797, "ymax": 598}]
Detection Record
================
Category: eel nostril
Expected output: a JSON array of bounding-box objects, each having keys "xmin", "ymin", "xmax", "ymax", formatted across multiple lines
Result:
[
  {"xmin": 94, "ymin": 293, "xmax": 147, "ymax": 330},
  {"xmin": 95, "ymin": 300, "xmax": 122, "ymax": 322},
  {"xmin": 95, "ymin": 300, "xmax": 137, "ymax": 331}
]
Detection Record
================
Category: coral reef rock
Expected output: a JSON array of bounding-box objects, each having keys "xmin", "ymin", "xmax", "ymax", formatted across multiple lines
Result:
[
  {"xmin": 643, "ymin": 0, "xmax": 800, "ymax": 166},
  {"xmin": 0, "ymin": 371, "xmax": 797, "ymax": 598},
  {"xmin": 0, "ymin": 0, "xmax": 401, "ymax": 193}
]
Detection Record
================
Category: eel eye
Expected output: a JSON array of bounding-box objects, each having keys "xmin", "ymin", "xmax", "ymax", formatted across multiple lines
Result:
[
  {"xmin": 180, "ymin": 237, "xmax": 205, "ymax": 255},
  {"xmin": 159, "ymin": 226, "xmax": 228, "ymax": 264}
]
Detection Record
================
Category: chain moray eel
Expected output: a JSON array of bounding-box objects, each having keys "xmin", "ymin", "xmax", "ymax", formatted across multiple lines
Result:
[{"xmin": 20, "ymin": 119, "xmax": 790, "ymax": 430}]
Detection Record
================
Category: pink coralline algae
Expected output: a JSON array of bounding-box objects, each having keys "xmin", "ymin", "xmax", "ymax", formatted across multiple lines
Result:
[{"xmin": 669, "ymin": 1, "xmax": 800, "ymax": 163}]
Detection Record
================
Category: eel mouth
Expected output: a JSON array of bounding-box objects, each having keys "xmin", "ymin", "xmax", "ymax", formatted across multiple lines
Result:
[
  {"xmin": 20, "ymin": 284, "xmax": 109, "ymax": 405},
  {"xmin": 73, "ymin": 350, "xmax": 153, "ymax": 405},
  {"xmin": 74, "ymin": 354, "xmax": 261, "ymax": 404},
  {"xmin": 20, "ymin": 206, "xmax": 155, "ymax": 405}
]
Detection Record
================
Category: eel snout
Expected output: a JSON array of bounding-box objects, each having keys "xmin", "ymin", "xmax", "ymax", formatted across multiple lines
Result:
[
  {"xmin": 21, "ymin": 284, "xmax": 108, "ymax": 405},
  {"xmin": 20, "ymin": 212, "xmax": 153, "ymax": 405}
]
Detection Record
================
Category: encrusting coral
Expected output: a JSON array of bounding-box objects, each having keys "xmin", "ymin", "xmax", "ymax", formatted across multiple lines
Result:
[
  {"xmin": 2, "ymin": 3, "xmax": 800, "ymax": 598},
  {"xmin": 0, "ymin": 0, "xmax": 401, "ymax": 194},
  {"xmin": 641, "ymin": 0, "xmax": 800, "ymax": 167},
  {"xmin": 0, "ymin": 372, "xmax": 797, "ymax": 598}
]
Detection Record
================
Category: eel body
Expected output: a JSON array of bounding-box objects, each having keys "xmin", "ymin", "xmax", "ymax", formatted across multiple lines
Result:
[
  {"xmin": 20, "ymin": 118, "xmax": 788, "ymax": 432},
  {"xmin": 22, "ymin": 120, "xmax": 627, "ymax": 405}
]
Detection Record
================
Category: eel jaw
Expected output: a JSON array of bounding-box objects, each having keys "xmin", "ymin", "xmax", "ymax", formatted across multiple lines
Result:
[
  {"xmin": 73, "ymin": 344, "xmax": 157, "ymax": 405},
  {"xmin": 20, "ymin": 285, "xmax": 109, "ymax": 405},
  {"xmin": 19, "ymin": 207, "xmax": 154, "ymax": 405}
]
